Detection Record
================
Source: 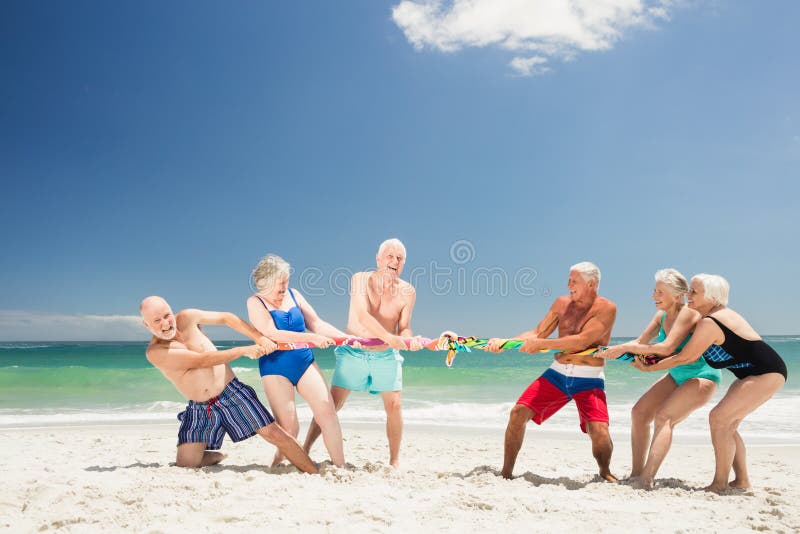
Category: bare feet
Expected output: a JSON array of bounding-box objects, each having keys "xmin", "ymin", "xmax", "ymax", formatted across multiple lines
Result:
[
  {"xmin": 729, "ymin": 478, "xmax": 751, "ymax": 490},
  {"xmin": 630, "ymin": 476, "xmax": 654, "ymax": 490},
  {"xmin": 703, "ymin": 483, "xmax": 730, "ymax": 493},
  {"xmin": 501, "ymin": 469, "xmax": 514, "ymax": 480},
  {"xmin": 599, "ymin": 470, "xmax": 618, "ymax": 482},
  {"xmin": 271, "ymin": 452, "xmax": 285, "ymax": 467}
]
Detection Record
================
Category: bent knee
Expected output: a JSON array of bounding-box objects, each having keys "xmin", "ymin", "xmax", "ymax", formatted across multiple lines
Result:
[
  {"xmin": 653, "ymin": 410, "xmax": 677, "ymax": 427},
  {"xmin": 631, "ymin": 403, "xmax": 654, "ymax": 424},
  {"xmin": 175, "ymin": 458, "xmax": 202, "ymax": 468},
  {"xmin": 708, "ymin": 408, "xmax": 740, "ymax": 430},
  {"xmin": 510, "ymin": 404, "xmax": 533, "ymax": 424}
]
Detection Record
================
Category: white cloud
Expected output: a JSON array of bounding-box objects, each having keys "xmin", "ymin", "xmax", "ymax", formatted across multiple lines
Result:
[
  {"xmin": 0, "ymin": 310, "xmax": 146, "ymax": 341},
  {"xmin": 509, "ymin": 55, "xmax": 551, "ymax": 76},
  {"xmin": 392, "ymin": 0, "xmax": 675, "ymax": 75}
]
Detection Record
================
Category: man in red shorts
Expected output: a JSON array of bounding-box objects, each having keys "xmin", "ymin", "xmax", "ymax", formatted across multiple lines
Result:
[{"xmin": 487, "ymin": 262, "xmax": 618, "ymax": 481}]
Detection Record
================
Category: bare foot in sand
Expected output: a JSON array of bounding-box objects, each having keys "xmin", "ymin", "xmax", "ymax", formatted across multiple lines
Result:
[
  {"xmin": 271, "ymin": 452, "xmax": 285, "ymax": 467},
  {"xmin": 630, "ymin": 476, "xmax": 655, "ymax": 490},
  {"xmin": 599, "ymin": 470, "xmax": 618, "ymax": 482},
  {"xmin": 729, "ymin": 478, "xmax": 751, "ymax": 490}
]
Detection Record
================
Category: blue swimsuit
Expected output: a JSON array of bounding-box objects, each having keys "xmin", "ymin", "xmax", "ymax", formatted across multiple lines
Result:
[{"xmin": 256, "ymin": 289, "xmax": 314, "ymax": 385}]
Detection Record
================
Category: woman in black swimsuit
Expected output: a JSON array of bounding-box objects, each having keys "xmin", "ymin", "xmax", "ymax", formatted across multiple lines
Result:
[{"xmin": 633, "ymin": 274, "xmax": 786, "ymax": 492}]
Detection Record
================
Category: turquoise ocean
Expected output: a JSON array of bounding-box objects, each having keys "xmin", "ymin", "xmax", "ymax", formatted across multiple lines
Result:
[{"xmin": 2, "ymin": 338, "xmax": 799, "ymax": 443}]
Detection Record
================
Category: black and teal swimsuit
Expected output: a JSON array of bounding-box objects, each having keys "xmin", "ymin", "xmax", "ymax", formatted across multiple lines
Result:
[{"xmin": 701, "ymin": 316, "xmax": 787, "ymax": 380}]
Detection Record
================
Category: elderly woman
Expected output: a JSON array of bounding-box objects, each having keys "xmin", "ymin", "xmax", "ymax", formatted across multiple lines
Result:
[
  {"xmin": 596, "ymin": 269, "xmax": 721, "ymax": 489},
  {"xmin": 630, "ymin": 274, "xmax": 786, "ymax": 492},
  {"xmin": 246, "ymin": 254, "xmax": 347, "ymax": 467}
]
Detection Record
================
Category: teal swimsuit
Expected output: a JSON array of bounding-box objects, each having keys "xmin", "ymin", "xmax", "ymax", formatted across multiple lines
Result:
[{"xmin": 656, "ymin": 312, "xmax": 721, "ymax": 386}]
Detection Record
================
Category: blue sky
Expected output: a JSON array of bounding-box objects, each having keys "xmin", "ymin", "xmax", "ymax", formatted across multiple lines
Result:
[{"xmin": 1, "ymin": 1, "xmax": 798, "ymax": 340}]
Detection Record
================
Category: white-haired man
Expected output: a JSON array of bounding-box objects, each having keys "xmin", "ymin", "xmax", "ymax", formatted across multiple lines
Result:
[
  {"xmin": 303, "ymin": 238, "xmax": 423, "ymax": 468},
  {"xmin": 487, "ymin": 262, "xmax": 618, "ymax": 481},
  {"xmin": 141, "ymin": 295, "xmax": 317, "ymax": 473}
]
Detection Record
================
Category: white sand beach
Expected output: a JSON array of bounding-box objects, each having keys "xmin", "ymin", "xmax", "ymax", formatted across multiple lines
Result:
[{"xmin": 2, "ymin": 421, "xmax": 798, "ymax": 533}]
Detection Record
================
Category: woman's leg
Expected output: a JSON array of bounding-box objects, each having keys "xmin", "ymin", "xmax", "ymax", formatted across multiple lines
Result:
[
  {"xmin": 303, "ymin": 386, "xmax": 350, "ymax": 454},
  {"xmin": 634, "ymin": 377, "xmax": 716, "ymax": 489},
  {"xmin": 629, "ymin": 375, "xmax": 676, "ymax": 478},
  {"xmin": 297, "ymin": 363, "xmax": 345, "ymax": 467},
  {"xmin": 707, "ymin": 373, "xmax": 785, "ymax": 491},
  {"xmin": 262, "ymin": 374, "xmax": 299, "ymax": 466}
]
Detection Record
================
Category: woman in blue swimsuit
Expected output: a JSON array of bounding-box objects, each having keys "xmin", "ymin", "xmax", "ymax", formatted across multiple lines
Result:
[
  {"xmin": 597, "ymin": 269, "xmax": 720, "ymax": 489},
  {"xmin": 247, "ymin": 254, "xmax": 349, "ymax": 467},
  {"xmin": 633, "ymin": 274, "xmax": 786, "ymax": 492}
]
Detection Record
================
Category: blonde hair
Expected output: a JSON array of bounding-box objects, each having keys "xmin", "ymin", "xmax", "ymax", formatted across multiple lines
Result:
[
  {"xmin": 691, "ymin": 273, "xmax": 730, "ymax": 306},
  {"xmin": 570, "ymin": 261, "xmax": 601, "ymax": 287},
  {"xmin": 252, "ymin": 254, "xmax": 291, "ymax": 291},
  {"xmin": 654, "ymin": 268, "xmax": 689, "ymax": 297}
]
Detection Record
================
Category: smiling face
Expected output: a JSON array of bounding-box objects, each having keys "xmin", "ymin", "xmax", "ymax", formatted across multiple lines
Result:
[
  {"xmin": 653, "ymin": 281, "xmax": 681, "ymax": 311},
  {"xmin": 567, "ymin": 270, "xmax": 596, "ymax": 302},
  {"xmin": 376, "ymin": 245, "xmax": 405, "ymax": 278},
  {"xmin": 687, "ymin": 278, "xmax": 714, "ymax": 314},
  {"xmin": 141, "ymin": 296, "xmax": 177, "ymax": 340}
]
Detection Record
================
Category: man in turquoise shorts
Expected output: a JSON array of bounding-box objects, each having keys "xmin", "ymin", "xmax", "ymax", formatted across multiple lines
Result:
[{"xmin": 303, "ymin": 238, "xmax": 423, "ymax": 467}]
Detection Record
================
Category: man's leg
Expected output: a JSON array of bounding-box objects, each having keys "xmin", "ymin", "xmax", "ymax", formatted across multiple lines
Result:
[
  {"xmin": 175, "ymin": 442, "xmax": 226, "ymax": 468},
  {"xmin": 258, "ymin": 423, "xmax": 318, "ymax": 474},
  {"xmin": 504, "ymin": 373, "xmax": 568, "ymax": 479},
  {"xmin": 502, "ymin": 404, "xmax": 533, "ymax": 479},
  {"xmin": 585, "ymin": 421, "xmax": 616, "ymax": 482},
  {"xmin": 381, "ymin": 390, "xmax": 402, "ymax": 468},
  {"xmin": 304, "ymin": 386, "xmax": 351, "ymax": 454}
]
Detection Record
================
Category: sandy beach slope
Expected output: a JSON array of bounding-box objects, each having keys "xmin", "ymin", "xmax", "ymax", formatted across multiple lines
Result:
[{"xmin": 1, "ymin": 422, "xmax": 798, "ymax": 533}]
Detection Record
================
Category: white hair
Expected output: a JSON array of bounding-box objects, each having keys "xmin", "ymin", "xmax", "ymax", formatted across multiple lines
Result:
[
  {"xmin": 654, "ymin": 268, "xmax": 689, "ymax": 297},
  {"xmin": 252, "ymin": 254, "xmax": 291, "ymax": 291},
  {"xmin": 692, "ymin": 273, "xmax": 730, "ymax": 306},
  {"xmin": 570, "ymin": 261, "xmax": 601, "ymax": 287},
  {"xmin": 378, "ymin": 238, "xmax": 406, "ymax": 258}
]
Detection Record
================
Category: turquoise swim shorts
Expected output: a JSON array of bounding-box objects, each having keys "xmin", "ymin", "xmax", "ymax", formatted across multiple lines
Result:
[{"xmin": 332, "ymin": 345, "xmax": 404, "ymax": 394}]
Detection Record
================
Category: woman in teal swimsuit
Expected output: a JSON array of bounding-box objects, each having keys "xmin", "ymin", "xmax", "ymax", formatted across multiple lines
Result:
[
  {"xmin": 247, "ymin": 254, "xmax": 349, "ymax": 467},
  {"xmin": 596, "ymin": 269, "xmax": 721, "ymax": 489}
]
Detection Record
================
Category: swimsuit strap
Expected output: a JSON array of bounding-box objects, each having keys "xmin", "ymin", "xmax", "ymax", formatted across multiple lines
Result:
[
  {"xmin": 288, "ymin": 288, "xmax": 299, "ymax": 307},
  {"xmin": 660, "ymin": 311, "xmax": 667, "ymax": 327},
  {"xmin": 255, "ymin": 295, "xmax": 272, "ymax": 311}
]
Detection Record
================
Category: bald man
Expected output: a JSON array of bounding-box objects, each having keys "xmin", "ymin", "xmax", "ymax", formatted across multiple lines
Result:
[{"xmin": 141, "ymin": 296, "xmax": 317, "ymax": 472}]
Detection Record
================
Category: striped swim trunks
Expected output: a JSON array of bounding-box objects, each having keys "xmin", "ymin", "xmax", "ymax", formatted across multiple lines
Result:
[{"xmin": 177, "ymin": 377, "xmax": 275, "ymax": 450}]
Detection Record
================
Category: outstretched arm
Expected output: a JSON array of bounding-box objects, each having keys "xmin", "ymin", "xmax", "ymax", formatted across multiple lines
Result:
[
  {"xmin": 147, "ymin": 343, "xmax": 268, "ymax": 372},
  {"xmin": 633, "ymin": 317, "xmax": 722, "ymax": 372},
  {"xmin": 622, "ymin": 307, "xmax": 699, "ymax": 356},
  {"xmin": 521, "ymin": 302, "xmax": 616, "ymax": 354},
  {"xmin": 485, "ymin": 301, "xmax": 560, "ymax": 352},
  {"xmin": 178, "ymin": 309, "xmax": 275, "ymax": 348},
  {"xmin": 291, "ymin": 289, "xmax": 349, "ymax": 338}
]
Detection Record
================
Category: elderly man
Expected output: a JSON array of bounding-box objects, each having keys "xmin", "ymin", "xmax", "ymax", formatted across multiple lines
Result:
[
  {"xmin": 487, "ymin": 262, "xmax": 618, "ymax": 481},
  {"xmin": 141, "ymin": 295, "xmax": 317, "ymax": 473},
  {"xmin": 303, "ymin": 238, "xmax": 423, "ymax": 468}
]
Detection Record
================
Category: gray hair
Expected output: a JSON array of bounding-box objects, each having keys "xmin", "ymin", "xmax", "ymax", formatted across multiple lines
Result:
[
  {"xmin": 654, "ymin": 268, "xmax": 689, "ymax": 297},
  {"xmin": 252, "ymin": 254, "xmax": 291, "ymax": 291},
  {"xmin": 691, "ymin": 273, "xmax": 730, "ymax": 307},
  {"xmin": 378, "ymin": 238, "xmax": 406, "ymax": 258},
  {"xmin": 570, "ymin": 261, "xmax": 601, "ymax": 287}
]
